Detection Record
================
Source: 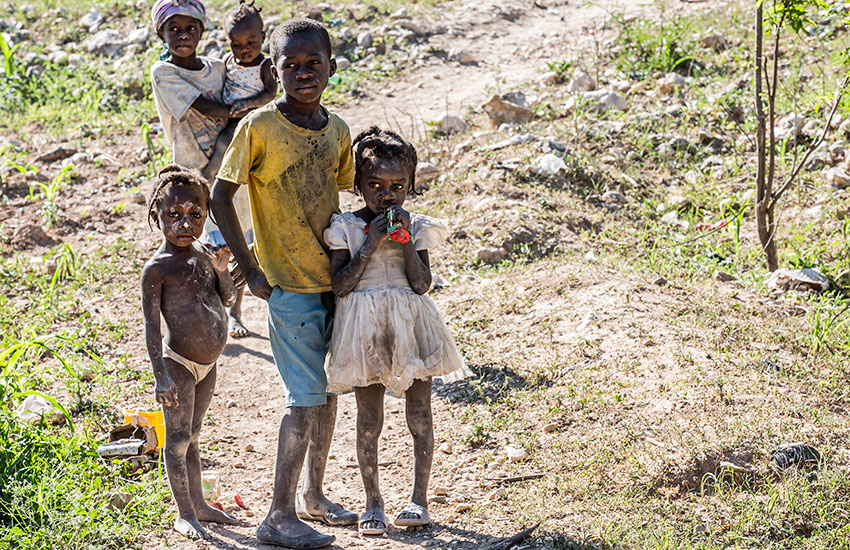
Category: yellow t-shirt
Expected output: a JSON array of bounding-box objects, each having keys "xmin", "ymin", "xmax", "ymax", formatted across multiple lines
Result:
[{"xmin": 217, "ymin": 103, "xmax": 354, "ymax": 292}]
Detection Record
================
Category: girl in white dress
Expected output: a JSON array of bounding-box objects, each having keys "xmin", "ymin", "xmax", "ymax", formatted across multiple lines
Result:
[{"xmin": 324, "ymin": 127, "xmax": 469, "ymax": 535}]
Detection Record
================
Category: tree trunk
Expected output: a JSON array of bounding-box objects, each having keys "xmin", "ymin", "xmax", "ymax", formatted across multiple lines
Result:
[{"xmin": 754, "ymin": 4, "xmax": 779, "ymax": 272}]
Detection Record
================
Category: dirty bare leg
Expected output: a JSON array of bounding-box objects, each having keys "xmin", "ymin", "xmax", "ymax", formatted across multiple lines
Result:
[
  {"xmin": 299, "ymin": 394, "xmax": 340, "ymax": 513},
  {"xmin": 228, "ymin": 286, "xmax": 248, "ymax": 338},
  {"xmin": 355, "ymin": 384, "xmax": 385, "ymax": 530},
  {"xmin": 162, "ymin": 359, "xmax": 207, "ymax": 540},
  {"xmin": 400, "ymin": 378, "xmax": 433, "ymax": 522},
  {"xmin": 186, "ymin": 366, "xmax": 236, "ymax": 524},
  {"xmin": 264, "ymin": 406, "xmax": 327, "ymax": 537}
]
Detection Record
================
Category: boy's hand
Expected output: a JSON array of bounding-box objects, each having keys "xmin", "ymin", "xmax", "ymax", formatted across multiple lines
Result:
[
  {"xmin": 155, "ymin": 376, "xmax": 178, "ymax": 407},
  {"xmin": 246, "ymin": 266, "xmax": 273, "ymax": 300},
  {"xmin": 208, "ymin": 246, "xmax": 231, "ymax": 273},
  {"xmin": 230, "ymin": 100, "xmax": 252, "ymax": 117}
]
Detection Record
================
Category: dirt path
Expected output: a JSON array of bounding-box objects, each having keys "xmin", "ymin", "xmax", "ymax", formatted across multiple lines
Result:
[{"xmin": 146, "ymin": 1, "xmax": 729, "ymax": 548}]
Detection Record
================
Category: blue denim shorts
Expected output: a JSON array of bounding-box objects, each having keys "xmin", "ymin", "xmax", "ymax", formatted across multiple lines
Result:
[{"xmin": 267, "ymin": 288, "xmax": 334, "ymax": 407}]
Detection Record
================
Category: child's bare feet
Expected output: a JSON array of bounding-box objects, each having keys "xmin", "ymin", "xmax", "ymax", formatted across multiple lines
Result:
[
  {"xmin": 174, "ymin": 515, "xmax": 208, "ymax": 539},
  {"xmin": 195, "ymin": 502, "xmax": 238, "ymax": 524},
  {"xmin": 228, "ymin": 312, "xmax": 248, "ymax": 338}
]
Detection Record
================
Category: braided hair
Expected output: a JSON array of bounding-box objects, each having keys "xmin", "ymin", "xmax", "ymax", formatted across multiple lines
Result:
[
  {"xmin": 147, "ymin": 164, "xmax": 211, "ymax": 230},
  {"xmin": 223, "ymin": 0, "xmax": 263, "ymax": 33},
  {"xmin": 352, "ymin": 126, "xmax": 418, "ymax": 195}
]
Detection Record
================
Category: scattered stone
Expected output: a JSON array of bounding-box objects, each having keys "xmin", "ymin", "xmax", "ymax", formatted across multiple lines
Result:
[
  {"xmin": 453, "ymin": 503, "xmax": 472, "ymax": 513},
  {"xmin": 487, "ymin": 488, "xmax": 506, "ymax": 501},
  {"xmin": 50, "ymin": 410, "xmax": 66, "ymax": 426},
  {"xmin": 479, "ymin": 133, "xmax": 538, "ymax": 152},
  {"xmin": 584, "ymin": 250, "xmax": 597, "ymax": 262},
  {"xmin": 700, "ymin": 34, "xmax": 727, "ymax": 51},
  {"xmin": 534, "ymin": 153, "xmax": 566, "ymax": 176},
  {"xmin": 582, "ymin": 90, "xmax": 627, "ymax": 113},
  {"xmin": 481, "ymin": 93, "xmax": 534, "ymax": 127},
  {"xmin": 542, "ymin": 423, "xmax": 558, "ymax": 434},
  {"xmin": 504, "ymin": 445, "xmax": 528, "ymax": 463},
  {"xmin": 448, "ymin": 48, "xmax": 475, "ymax": 64},
  {"xmin": 396, "ymin": 19, "xmax": 427, "ymax": 36},
  {"xmin": 336, "ymin": 56, "xmax": 351, "ymax": 71},
  {"xmin": 35, "ymin": 147, "xmax": 76, "ymax": 163},
  {"xmin": 659, "ymin": 73, "xmax": 687, "ymax": 95},
  {"xmin": 79, "ymin": 370, "xmax": 96, "ymax": 382},
  {"xmin": 416, "ymin": 162, "xmax": 441, "ymax": 185},
  {"xmin": 766, "ymin": 268, "xmax": 829, "ymax": 293},
  {"xmin": 828, "ymin": 142, "xmax": 845, "ymax": 164},
  {"xmin": 106, "ymin": 492, "xmax": 133, "ymax": 511},
  {"xmin": 436, "ymin": 114, "xmax": 469, "ymax": 135},
  {"xmin": 132, "ymin": 192, "xmax": 147, "ymax": 205},
  {"xmin": 827, "ymin": 167, "xmax": 850, "ymax": 188},
  {"xmin": 568, "ymin": 67, "xmax": 595, "ymax": 92},
  {"xmin": 78, "ymin": 9, "xmax": 104, "ymax": 31},
  {"xmin": 433, "ymin": 486, "xmax": 450, "ymax": 496},
  {"xmin": 438, "ymin": 442, "xmax": 453, "ymax": 454},
  {"xmin": 477, "ymin": 246, "xmax": 508, "ymax": 264},
  {"xmin": 714, "ymin": 271, "xmax": 736, "ymax": 282},
  {"xmin": 717, "ymin": 460, "xmax": 756, "ymax": 484},
  {"xmin": 86, "ymin": 29, "xmax": 124, "ymax": 57},
  {"xmin": 225, "ymin": 399, "xmax": 237, "ymax": 408},
  {"xmin": 421, "ymin": 541, "xmax": 435, "ymax": 547},
  {"xmin": 11, "ymin": 224, "xmax": 52, "ymax": 249},
  {"xmin": 653, "ymin": 276, "xmax": 667, "ymax": 286},
  {"xmin": 601, "ymin": 190, "xmax": 626, "ymax": 205},
  {"xmin": 356, "ymin": 31, "xmax": 373, "ymax": 48},
  {"xmin": 47, "ymin": 50, "xmax": 69, "ymax": 65},
  {"xmin": 68, "ymin": 54, "xmax": 85, "ymax": 68},
  {"xmin": 539, "ymin": 71, "xmax": 560, "ymax": 86},
  {"xmin": 838, "ymin": 119, "xmax": 850, "ymax": 139},
  {"xmin": 127, "ymin": 27, "xmax": 150, "ymax": 46},
  {"xmin": 245, "ymin": 444, "xmax": 254, "ymax": 452},
  {"xmin": 428, "ymin": 495, "xmax": 447, "ymax": 504}
]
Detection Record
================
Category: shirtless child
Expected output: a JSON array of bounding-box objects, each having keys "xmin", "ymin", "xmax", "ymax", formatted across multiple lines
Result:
[{"xmin": 141, "ymin": 165, "xmax": 239, "ymax": 539}]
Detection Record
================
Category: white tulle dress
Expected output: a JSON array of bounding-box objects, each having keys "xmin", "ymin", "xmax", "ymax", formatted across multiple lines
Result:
[{"xmin": 323, "ymin": 212, "xmax": 470, "ymax": 397}]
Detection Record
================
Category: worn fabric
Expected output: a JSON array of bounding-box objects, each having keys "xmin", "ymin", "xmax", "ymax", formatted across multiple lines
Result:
[
  {"xmin": 267, "ymin": 288, "xmax": 334, "ymax": 407},
  {"xmin": 222, "ymin": 52, "xmax": 269, "ymax": 103},
  {"xmin": 151, "ymin": 0, "xmax": 206, "ymax": 31},
  {"xmin": 323, "ymin": 212, "xmax": 470, "ymax": 397},
  {"xmin": 216, "ymin": 102, "xmax": 355, "ymax": 292},
  {"xmin": 162, "ymin": 339, "xmax": 215, "ymax": 383},
  {"xmin": 150, "ymin": 57, "xmax": 227, "ymax": 170}
]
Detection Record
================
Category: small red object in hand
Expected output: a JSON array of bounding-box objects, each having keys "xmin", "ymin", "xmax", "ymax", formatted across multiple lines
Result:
[
  {"xmin": 234, "ymin": 493, "xmax": 246, "ymax": 508},
  {"xmin": 389, "ymin": 227, "xmax": 411, "ymax": 243}
]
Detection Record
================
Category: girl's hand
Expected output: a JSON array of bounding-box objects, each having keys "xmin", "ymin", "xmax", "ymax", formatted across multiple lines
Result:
[
  {"xmin": 155, "ymin": 376, "xmax": 178, "ymax": 406},
  {"xmin": 365, "ymin": 213, "xmax": 390, "ymax": 246},
  {"xmin": 230, "ymin": 100, "xmax": 251, "ymax": 117},
  {"xmin": 387, "ymin": 205, "xmax": 411, "ymax": 231}
]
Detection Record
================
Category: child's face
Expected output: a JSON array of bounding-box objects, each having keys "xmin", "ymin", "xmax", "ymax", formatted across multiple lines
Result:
[
  {"xmin": 273, "ymin": 33, "xmax": 336, "ymax": 105},
  {"xmin": 228, "ymin": 22, "xmax": 264, "ymax": 65},
  {"xmin": 157, "ymin": 186, "xmax": 208, "ymax": 247},
  {"xmin": 159, "ymin": 14, "xmax": 203, "ymax": 60},
  {"xmin": 360, "ymin": 159, "xmax": 408, "ymax": 214}
]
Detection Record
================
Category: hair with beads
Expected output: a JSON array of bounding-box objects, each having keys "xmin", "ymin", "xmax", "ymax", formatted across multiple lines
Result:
[
  {"xmin": 269, "ymin": 17, "xmax": 332, "ymax": 63},
  {"xmin": 223, "ymin": 0, "xmax": 263, "ymax": 33},
  {"xmin": 147, "ymin": 164, "xmax": 211, "ymax": 230},
  {"xmin": 352, "ymin": 126, "xmax": 418, "ymax": 196}
]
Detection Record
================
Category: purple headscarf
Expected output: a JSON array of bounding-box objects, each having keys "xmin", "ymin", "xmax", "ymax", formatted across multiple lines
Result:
[{"xmin": 151, "ymin": 0, "xmax": 207, "ymax": 31}]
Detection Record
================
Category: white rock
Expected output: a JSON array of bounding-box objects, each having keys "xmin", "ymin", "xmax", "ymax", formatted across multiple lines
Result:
[
  {"xmin": 539, "ymin": 71, "xmax": 560, "ymax": 86},
  {"xmin": 396, "ymin": 19, "xmax": 427, "ymax": 35},
  {"xmin": 601, "ymin": 190, "xmax": 626, "ymax": 204},
  {"xmin": 128, "ymin": 27, "xmax": 150, "ymax": 45},
  {"xmin": 828, "ymin": 167, "xmax": 850, "ymax": 187},
  {"xmin": 438, "ymin": 442, "xmax": 453, "ymax": 454},
  {"xmin": 766, "ymin": 268, "xmax": 829, "ymax": 293},
  {"xmin": 47, "ymin": 50, "xmax": 69, "ymax": 64},
  {"xmin": 335, "ymin": 56, "xmax": 351, "ymax": 71},
  {"xmin": 487, "ymin": 488, "xmax": 507, "ymax": 501},
  {"xmin": 356, "ymin": 31, "xmax": 373, "ymax": 48},
  {"xmin": 584, "ymin": 250, "xmax": 597, "ymax": 261},
  {"xmin": 78, "ymin": 9, "xmax": 104, "ymax": 31},
  {"xmin": 568, "ymin": 67, "xmax": 595, "ymax": 92},
  {"xmin": 448, "ymin": 48, "xmax": 475, "ymax": 64},
  {"xmin": 437, "ymin": 114, "xmax": 469, "ymax": 134},
  {"xmin": 86, "ymin": 29, "xmax": 124, "ymax": 57},
  {"xmin": 535, "ymin": 153, "xmax": 566, "ymax": 176},
  {"xmin": 416, "ymin": 162, "xmax": 441, "ymax": 184},
  {"xmin": 583, "ymin": 90, "xmax": 626, "ymax": 112},
  {"xmin": 504, "ymin": 445, "xmax": 528, "ymax": 462}
]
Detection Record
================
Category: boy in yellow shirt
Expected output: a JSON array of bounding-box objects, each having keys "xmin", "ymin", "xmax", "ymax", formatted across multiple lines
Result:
[{"xmin": 211, "ymin": 18, "xmax": 356, "ymax": 549}]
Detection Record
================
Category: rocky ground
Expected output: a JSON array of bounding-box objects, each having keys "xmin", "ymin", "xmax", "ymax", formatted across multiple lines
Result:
[{"xmin": 5, "ymin": 0, "xmax": 850, "ymax": 549}]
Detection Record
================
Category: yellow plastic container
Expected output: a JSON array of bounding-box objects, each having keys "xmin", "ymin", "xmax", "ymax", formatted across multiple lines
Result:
[{"xmin": 123, "ymin": 409, "xmax": 165, "ymax": 449}]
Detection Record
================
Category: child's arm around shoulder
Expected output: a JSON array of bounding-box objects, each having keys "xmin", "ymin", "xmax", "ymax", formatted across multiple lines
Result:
[
  {"xmin": 230, "ymin": 58, "xmax": 278, "ymax": 117},
  {"xmin": 140, "ymin": 257, "xmax": 178, "ymax": 406}
]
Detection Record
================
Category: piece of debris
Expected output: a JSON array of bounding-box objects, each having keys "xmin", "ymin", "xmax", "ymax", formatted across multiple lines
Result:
[
  {"xmin": 477, "ymin": 246, "xmax": 508, "ymax": 264},
  {"xmin": 714, "ymin": 271, "xmax": 736, "ymax": 282},
  {"xmin": 766, "ymin": 268, "xmax": 829, "ymax": 293},
  {"xmin": 534, "ymin": 153, "xmax": 566, "ymax": 176},
  {"xmin": 504, "ymin": 445, "xmax": 528, "ymax": 463},
  {"xmin": 487, "ymin": 473, "xmax": 546, "ymax": 484},
  {"xmin": 106, "ymin": 492, "xmax": 133, "ymax": 511},
  {"xmin": 438, "ymin": 442, "xmax": 453, "ymax": 454},
  {"xmin": 453, "ymin": 503, "xmax": 472, "ymax": 513},
  {"xmin": 487, "ymin": 488, "xmax": 507, "ymax": 501},
  {"xmin": 489, "ymin": 523, "xmax": 540, "ymax": 550},
  {"xmin": 436, "ymin": 114, "xmax": 469, "ymax": 135},
  {"xmin": 15, "ymin": 394, "xmax": 56, "ymax": 423},
  {"xmin": 771, "ymin": 442, "xmax": 821, "ymax": 473},
  {"xmin": 35, "ymin": 147, "xmax": 77, "ymax": 163},
  {"xmin": 542, "ymin": 423, "xmax": 558, "ymax": 434}
]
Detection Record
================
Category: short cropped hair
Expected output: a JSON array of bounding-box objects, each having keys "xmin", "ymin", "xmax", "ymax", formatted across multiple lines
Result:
[
  {"xmin": 352, "ymin": 126, "xmax": 418, "ymax": 195},
  {"xmin": 147, "ymin": 164, "xmax": 210, "ymax": 230},
  {"xmin": 270, "ymin": 18, "xmax": 332, "ymax": 63}
]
